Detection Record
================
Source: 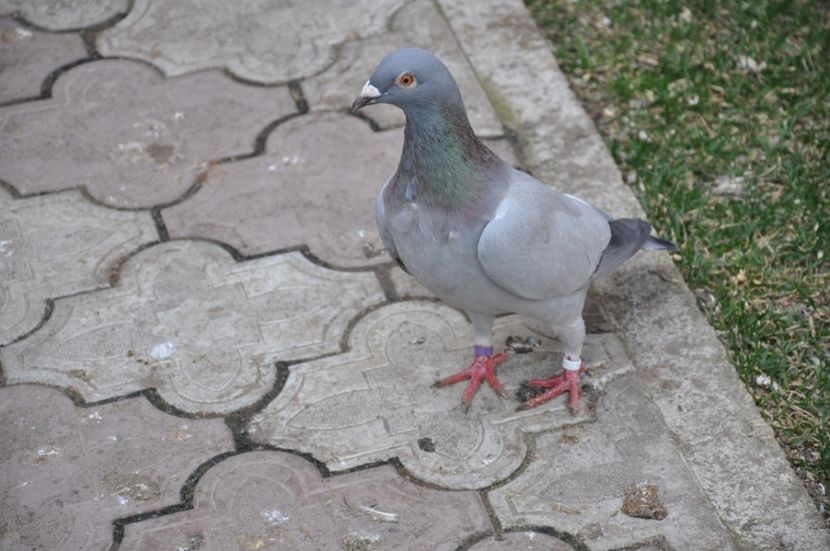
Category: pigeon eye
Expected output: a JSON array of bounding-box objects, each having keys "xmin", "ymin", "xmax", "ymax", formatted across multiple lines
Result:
[{"xmin": 397, "ymin": 72, "xmax": 416, "ymax": 88}]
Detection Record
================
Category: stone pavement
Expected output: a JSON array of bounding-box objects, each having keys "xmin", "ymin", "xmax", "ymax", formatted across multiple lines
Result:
[{"xmin": 0, "ymin": 1, "xmax": 827, "ymax": 550}]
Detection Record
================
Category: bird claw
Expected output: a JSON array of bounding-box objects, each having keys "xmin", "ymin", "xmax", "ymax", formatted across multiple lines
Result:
[
  {"xmin": 435, "ymin": 352, "xmax": 508, "ymax": 409},
  {"xmin": 518, "ymin": 363, "xmax": 584, "ymax": 415}
]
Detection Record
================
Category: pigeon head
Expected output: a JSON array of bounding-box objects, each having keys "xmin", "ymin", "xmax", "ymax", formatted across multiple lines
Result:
[{"xmin": 352, "ymin": 48, "xmax": 464, "ymax": 114}]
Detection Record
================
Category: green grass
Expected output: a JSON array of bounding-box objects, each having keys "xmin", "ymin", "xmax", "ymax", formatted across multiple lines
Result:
[{"xmin": 525, "ymin": 0, "xmax": 829, "ymax": 519}]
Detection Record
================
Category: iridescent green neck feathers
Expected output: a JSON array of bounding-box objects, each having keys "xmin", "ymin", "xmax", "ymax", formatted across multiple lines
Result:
[{"xmin": 392, "ymin": 104, "xmax": 505, "ymax": 214}]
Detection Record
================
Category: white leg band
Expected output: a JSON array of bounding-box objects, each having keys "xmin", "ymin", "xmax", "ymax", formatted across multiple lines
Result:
[{"xmin": 562, "ymin": 356, "xmax": 582, "ymax": 371}]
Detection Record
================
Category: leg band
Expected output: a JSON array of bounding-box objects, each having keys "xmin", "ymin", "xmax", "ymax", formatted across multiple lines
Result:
[
  {"xmin": 562, "ymin": 356, "xmax": 582, "ymax": 371},
  {"xmin": 474, "ymin": 345, "xmax": 494, "ymax": 357}
]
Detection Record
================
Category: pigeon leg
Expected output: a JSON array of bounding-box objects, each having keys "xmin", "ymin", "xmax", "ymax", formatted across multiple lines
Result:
[
  {"xmin": 434, "ymin": 348, "xmax": 509, "ymax": 410},
  {"xmin": 433, "ymin": 312, "xmax": 507, "ymax": 410},
  {"xmin": 518, "ymin": 357, "xmax": 584, "ymax": 414}
]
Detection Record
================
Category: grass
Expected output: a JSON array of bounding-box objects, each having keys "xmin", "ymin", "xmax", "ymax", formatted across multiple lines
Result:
[{"xmin": 525, "ymin": 0, "xmax": 829, "ymax": 520}]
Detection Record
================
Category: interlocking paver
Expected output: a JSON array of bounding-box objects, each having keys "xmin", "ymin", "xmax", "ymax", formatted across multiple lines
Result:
[
  {"xmin": 0, "ymin": 384, "xmax": 233, "ymax": 551},
  {"xmin": 469, "ymin": 531, "xmax": 576, "ymax": 550},
  {"xmin": 303, "ymin": 0, "xmax": 503, "ymax": 137},
  {"xmin": 0, "ymin": 59, "xmax": 295, "ymax": 208},
  {"xmin": 119, "ymin": 451, "xmax": 490, "ymax": 550},
  {"xmin": 0, "ymin": 0, "xmax": 128, "ymax": 30},
  {"xmin": 0, "ymin": 18, "xmax": 86, "ymax": 104},
  {"xmin": 248, "ymin": 301, "xmax": 632, "ymax": 489},
  {"xmin": 98, "ymin": 0, "xmax": 406, "ymax": 84},
  {"xmin": 0, "ymin": 241, "xmax": 384, "ymax": 414},
  {"xmin": 599, "ymin": 270, "xmax": 830, "ymax": 549},
  {"xmin": 488, "ymin": 374, "xmax": 734, "ymax": 550},
  {"xmin": 163, "ymin": 112, "xmax": 400, "ymax": 266},
  {"xmin": 0, "ymin": 0, "xmax": 823, "ymax": 548},
  {"xmin": 163, "ymin": 113, "xmax": 517, "ymax": 267},
  {"xmin": 0, "ymin": 187, "xmax": 156, "ymax": 345}
]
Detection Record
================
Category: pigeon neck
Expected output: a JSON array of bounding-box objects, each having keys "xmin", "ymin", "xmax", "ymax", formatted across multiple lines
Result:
[{"xmin": 396, "ymin": 103, "xmax": 503, "ymax": 213}]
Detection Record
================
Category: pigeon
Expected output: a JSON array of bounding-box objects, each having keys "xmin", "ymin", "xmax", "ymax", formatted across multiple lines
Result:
[{"xmin": 352, "ymin": 48, "xmax": 675, "ymax": 413}]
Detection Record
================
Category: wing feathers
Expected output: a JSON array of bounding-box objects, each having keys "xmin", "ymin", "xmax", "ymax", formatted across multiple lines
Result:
[
  {"xmin": 477, "ymin": 172, "xmax": 611, "ymax": 300},
  {"xmin": 376, "ymin": 180, "xmax": 403, "ymax": 267}
]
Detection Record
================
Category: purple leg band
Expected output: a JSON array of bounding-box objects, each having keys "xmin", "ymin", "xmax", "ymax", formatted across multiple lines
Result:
[{"xmin": 474, "ymin": 345, "xmax": 494, "ymax": 357}]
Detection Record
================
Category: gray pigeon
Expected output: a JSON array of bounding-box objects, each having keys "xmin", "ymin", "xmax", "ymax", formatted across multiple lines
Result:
[{"xmin": 352, "ymin": 48, "xmax": 675, "ymax": 413}]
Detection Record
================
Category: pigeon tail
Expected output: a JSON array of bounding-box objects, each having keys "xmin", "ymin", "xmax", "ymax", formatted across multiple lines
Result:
[
  {"xmin": 642, "ymin": 234, "xmax": 678, "ymax": 251},
  {"xmin": 592, "ymin": 218, "xmax": 676, "ymax": 279}
]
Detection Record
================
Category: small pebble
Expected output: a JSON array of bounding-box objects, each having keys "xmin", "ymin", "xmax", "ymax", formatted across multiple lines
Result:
[{"xmin": 755, "ymin": 374, "xmax": 772, "ymax": 388}]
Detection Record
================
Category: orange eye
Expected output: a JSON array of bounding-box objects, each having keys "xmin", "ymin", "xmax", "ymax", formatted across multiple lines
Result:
[{"xmin": 397, "ymin": 72, "xmax": 416, "ymax": 88}]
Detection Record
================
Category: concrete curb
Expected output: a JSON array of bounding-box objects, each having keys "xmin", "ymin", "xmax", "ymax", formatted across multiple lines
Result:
[{"xmin": 437, "ymin": 0, "xmax": 830, "ymax": 548}]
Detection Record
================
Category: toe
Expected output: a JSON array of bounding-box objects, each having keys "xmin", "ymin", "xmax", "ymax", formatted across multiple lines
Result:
[
  {"xmin": 436, "ymin": 354, "xmax": 511, "ymax": 407},
  {"xmin": 526, "ymin": 372, "xmax": 566, "ymax": 389},
  {"xmin": 484, "ymin": 371, "xmax": 506, "ymax": 396},
  {"xmin": 567, "ymin": 379, "xmax": 581, "ymax": 415},
  {"xmin": 520, "ymin": 377, "xmax": 571, "ymax": 409},
  {"xmin": 435, "ymin": 370, "xmax": 471, "ymax": 388},
  {"xmin": 461, "ymin": 375, "xmax": 483, "ymax": 405}
]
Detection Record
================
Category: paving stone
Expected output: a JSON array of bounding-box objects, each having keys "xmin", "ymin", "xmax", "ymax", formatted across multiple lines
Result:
[
  {"xmin": 614, "ymin": 540, "xmax": 674, "ymax": 551},
  {"xmin": 598, "ymin": 263, "xmax": 830, "ymax": 550},
  {"xmin": 303, "ymin": 0, "xmax": 503, "ymax": 137},
  {"xmin": 469, "ymin": 531, "xmax": 576, "ymax": 550},
  {"xmin": 0, "ymin": 384, "xmax": 234, "ymax": 551},
  {"xmin": 0, "ymin": 0, "xmax": 128, "ymax": 30},
  {"xmin": 248, "ymin": 301, "xmax": 632, "ymax": 489},
  {"xmin": 0, "ymin": 18, "xmax": 87, "ymax": 104},
  {"xmin": 163, "ymin": 112, "xmax": 400, "ymax": 266},
  {"xmin": 0, "ymin": 59, "xmax": 295, "ymax": 208},
  {"xmin": 0, "ymin": 241, "xmax": 384, "ymax": 414},
  {"xmin": 0, "ymin": 187, "xmax": 157, "ymax": 345},
  {"xmin": 98, "ymin": 0, "xmax": 406, "ymax": 84},
  {"xmin": 163, "ymin": 113, "xmax": 516, "ymax": 267},
  {"xmin": 488, "ymin": 374, "xmax": 735, "ymax": 550},
  {"xmin": 120, "ymin": 450, "xmax": 490, "ymax": 550}
]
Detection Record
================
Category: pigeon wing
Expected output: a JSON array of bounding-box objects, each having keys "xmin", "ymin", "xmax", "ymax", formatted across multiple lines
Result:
[
  {"xmin": 477, "ymin": 171, "xmax": 611, "ymax": 300},
  {"xmin": 376, "ymin": 179, "xmax": 410, "ymax": 273}
]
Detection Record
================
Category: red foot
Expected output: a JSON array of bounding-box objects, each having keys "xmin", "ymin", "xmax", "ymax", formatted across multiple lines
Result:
[
  {"xmin": 434, "ymin": 353, "xmax": 508, "ymax": 410},
  {"xmin": 518, "ymin": 362, "xmax": 585, "ymax": 414}
]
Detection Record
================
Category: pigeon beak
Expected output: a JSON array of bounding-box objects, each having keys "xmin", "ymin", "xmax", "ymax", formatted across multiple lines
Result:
[{"xmin": 352, "ymin": 80, "xmax": 381, "ymax": 111}]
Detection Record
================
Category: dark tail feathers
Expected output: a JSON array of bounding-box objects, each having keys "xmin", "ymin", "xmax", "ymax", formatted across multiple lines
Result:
[
  {"xmin": 592, "ymin": 218, "xmax": 677, "ymax": 279},
  {"xmin": 642, "ymin": 234, "xmax": 677, "ymax": 251}
]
